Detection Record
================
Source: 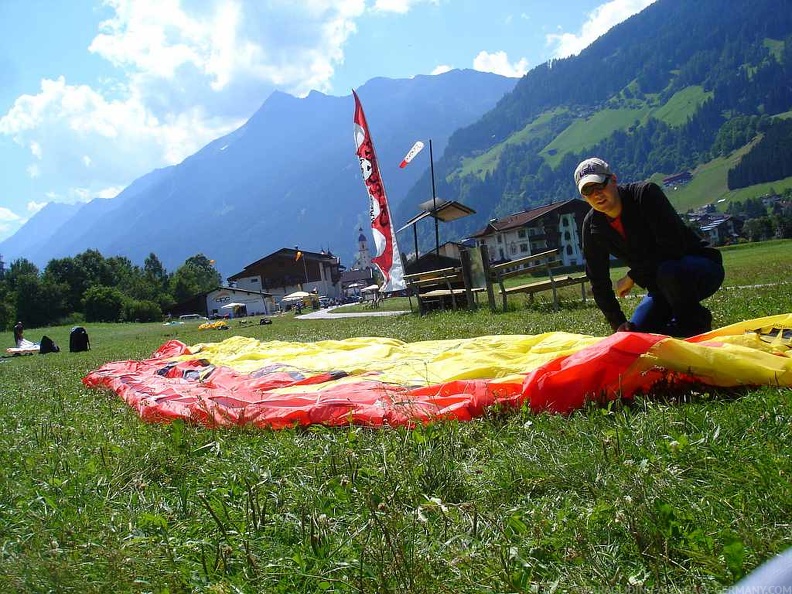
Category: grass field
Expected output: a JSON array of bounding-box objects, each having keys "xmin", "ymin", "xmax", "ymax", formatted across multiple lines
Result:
[
  {"xmin": 1, "ymin": 240, "xmax": 790, "ymax": 593},
  {"xmin": 457, "ymin": 109, "xmax": 567, "ymax": 179},
  {"xmin": 655, "ymin": 145, "xmax": 792, "ymax": 214},
  {"xmin": 457, "ymin": 87, "xmax": 789, "ymax": 215},
  {"xmin": 541, "ymin": 107, "xmax": 650, "ymax": 169},
  {"xmin": 651, "ymin": 86, "xmax": 712, "ymax": 128}
]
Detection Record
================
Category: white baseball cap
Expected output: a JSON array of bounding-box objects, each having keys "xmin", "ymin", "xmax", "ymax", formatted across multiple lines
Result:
[{"xmin": 574, "ymin": 157, "xmax": 612, "ymax": 194}]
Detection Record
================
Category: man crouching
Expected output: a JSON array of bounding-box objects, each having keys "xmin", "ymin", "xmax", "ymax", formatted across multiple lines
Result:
[{"xmin": 576, "ymin": 157, "xmax": 724, "ymax": 337}]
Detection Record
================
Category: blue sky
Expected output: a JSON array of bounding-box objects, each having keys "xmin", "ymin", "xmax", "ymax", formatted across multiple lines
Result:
[{"xmin": 0, "ymin": 0, "xmax": 656, "ymax": 243}]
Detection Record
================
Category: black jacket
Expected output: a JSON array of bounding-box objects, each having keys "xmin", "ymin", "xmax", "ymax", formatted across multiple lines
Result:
[{"xmin": 582, "ymin": 182, "xmax": 721, "ymax": 330}]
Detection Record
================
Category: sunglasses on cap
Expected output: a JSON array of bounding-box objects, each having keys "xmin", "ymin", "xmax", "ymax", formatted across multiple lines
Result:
[{"xmin": 580, "ymin": 176, "xmax": 611, "ymax": 197}]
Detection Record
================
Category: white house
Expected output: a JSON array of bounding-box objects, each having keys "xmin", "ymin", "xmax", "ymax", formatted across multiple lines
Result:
[
  {"xmin": 227, "ymin": 247, "xmax": 343, "ymax": 307},
  {"xmin": 469, "ymin": 199, "xmax": 590, "ymax": 265},
  {"xmin": 205, "ymin": 287, "xmax": 275, "ymax": 317}
]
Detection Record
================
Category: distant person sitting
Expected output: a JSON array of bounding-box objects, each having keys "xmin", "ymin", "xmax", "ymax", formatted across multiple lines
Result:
[
  {"xmin": 12, "ymin": 321, "xmax": 37, "ymax": 350},
  {"xmin": 575, "ymin": 157, "xmax": 724, "ymax": 337}
]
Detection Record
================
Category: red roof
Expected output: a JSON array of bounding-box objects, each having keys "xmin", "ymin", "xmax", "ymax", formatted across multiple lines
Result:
[{"xmin": 470, "ymin": 199, "xmax": 588, "ymax": 238}]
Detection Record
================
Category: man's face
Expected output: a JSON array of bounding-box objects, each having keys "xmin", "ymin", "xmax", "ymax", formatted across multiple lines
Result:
[{"xmin": 581, "ymin": 175, "xmax": 621, "ymax": 218}]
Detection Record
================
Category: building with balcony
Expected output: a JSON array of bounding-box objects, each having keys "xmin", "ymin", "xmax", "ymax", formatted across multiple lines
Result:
[{"xmin": 469, "ymin": 199, "xmax": 591, "ymax": 265}]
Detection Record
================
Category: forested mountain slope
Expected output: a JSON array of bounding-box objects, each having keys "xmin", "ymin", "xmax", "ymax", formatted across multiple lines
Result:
[{"xmin": 396, "ymin": 0, "xmax": 792, "ymax": 250}]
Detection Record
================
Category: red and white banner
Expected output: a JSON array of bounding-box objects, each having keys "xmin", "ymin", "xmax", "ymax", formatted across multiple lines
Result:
[{"xmin": 353, "ymin": 90, "xmax": 406, "ymax": 292}]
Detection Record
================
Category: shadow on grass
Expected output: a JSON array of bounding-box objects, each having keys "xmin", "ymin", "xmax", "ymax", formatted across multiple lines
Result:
[{"xmin": 625, "ymin": 383, "xmax": 751, "ymax": 408}]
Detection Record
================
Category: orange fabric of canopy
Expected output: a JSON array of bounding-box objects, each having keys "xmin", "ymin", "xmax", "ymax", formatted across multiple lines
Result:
[{"xmin": 83, "ymin": 314, "xmax": 792, "ymax": 429}]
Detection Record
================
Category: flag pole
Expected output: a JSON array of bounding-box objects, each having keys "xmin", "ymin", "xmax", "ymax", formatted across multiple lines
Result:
[
  {"xmin": 295, "ymin": 246, "xmax": 308, "ymax": 288},
  {"xmin": 429, "ymin": 139, "xmax": 439, "ymax": 255}
]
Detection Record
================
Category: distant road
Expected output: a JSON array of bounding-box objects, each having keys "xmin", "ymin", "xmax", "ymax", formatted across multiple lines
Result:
[{"xmin": 296, "ymin": 306, "xmax": 409, "ymax": 320}]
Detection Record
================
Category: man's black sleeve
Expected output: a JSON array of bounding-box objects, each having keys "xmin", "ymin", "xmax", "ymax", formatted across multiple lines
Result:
[
  {"xmin": 583, "ymin": 223, "xmax": 627, "ymax": 331},
  {"xmin": 626, "ymin": 183, "xmax": 690, "ymax": 284}
]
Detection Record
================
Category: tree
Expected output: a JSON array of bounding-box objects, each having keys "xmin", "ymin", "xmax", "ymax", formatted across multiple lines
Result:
[
  {"xmin": 728, "ymin": 197, "xmax": 767, "ymax": 219},
  {"xmin": 143, "ymin": 253, "xmax": 175, "ymax": 309},
  {"xmin": 4, "ymin": 259, "xmax": 40, "ymax": 292},
  {"xmin": 43, "ymin": 257, "xmax": 86, "ymax": 313},
  {"xmin": 83, "ymin": 286, "xmax": 125, "ymax": 322},
  {"xmin": 124, "ymin": 299, "xmax": 162, "ymax": 323},
  {"xmin": 106, "ymin": 256, "xmax": 154, "ymax": 302},
  {"xmin": 169, "ymin": 266, "xmax": 202, "ymax": 304},
  {"xmin": 12, "ymin": 275, "xmax": 68, "ymax": 328},
  {"xmin": 106, "ymin": 255, "xmax": 138, "ymax": 288},
  {"xmin": 184, "ymin": 254, "xmax": 221, "ymax": 292},
  {"xmin": 771, "ymin": 208, "xmax": 792, "ymax": 239},
  {"xmin": 75, "ymin": 249, "xmax": 115, "ymax": 288},
  {"xmin": 742, "ymin": 217, "xmax": 774, "ymax": 242},
  {"xmin": 170, "ymin": 254, "xmax": 220, "ymax": 302},
  {"xmin": 144, "ymin": 253, "xmax": 169, "ymax": 290},
  {"xmin": 0, "ymin": 283, "xmax": 15, "ymax": 330}
]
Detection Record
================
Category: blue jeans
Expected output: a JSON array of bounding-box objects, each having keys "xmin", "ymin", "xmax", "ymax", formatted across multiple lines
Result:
[{"xmin": 631, "ymin": 255, "xmax": 725, "ymax": 337}]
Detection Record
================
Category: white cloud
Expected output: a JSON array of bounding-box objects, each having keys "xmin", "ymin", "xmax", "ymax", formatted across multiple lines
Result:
[
  {"xmin": 372, "ymin": 0, "xmax": 436, "ymax": 14},
  {"xmin": 547, "ymin": 0, "xmax": 657, "ymax": 58},
  {"xmin": 0, "ymin": 75, "xmax": 228, "ymax": 193},
  {"xmin": 472, "ymin": 51, "xmax": 529, "ymax": 78},
  {"xmin": 97, "ymin": 186, "xmax": 124, "ymax": 199},
  {"xmin": 0, "ymin": 0, "xmax": 370, "ymax": 210},
  {"xmin": 27, "ymin": 164, "xmax": 40, "ymax": 178},
  {"xmin": 0, "ymin": 207, "xmax": 23, "ymax": 236},
  {"xmin": 0, "ymin": 207, "xmax": 22, "ymax": 222},
  {"xmin": 27, "ymin": 201, "xmax": 46, "ymax": 214},
  {"xmin": 69, "ymin": 188, "xmax": 95, "ymax": 202},
  {"xmin": 431, "ymin": 64, "xmax": 452, "ymax": 75},
  {"xmin": 89, "ymin": 0, "xmax": 366, "ymax": 102}
]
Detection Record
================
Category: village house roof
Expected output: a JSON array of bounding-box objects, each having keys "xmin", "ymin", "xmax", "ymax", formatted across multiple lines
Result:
[
  {"xmin": 662, "ymin": 171, "xmax": 692, "ymax": 185},
  {"xmin": 227, "ymin": 248, "xmax": 339, "ymax": 282},
  {"xmin": 469, "ymin": 199, "xmax": 589, "ymax": 238}
]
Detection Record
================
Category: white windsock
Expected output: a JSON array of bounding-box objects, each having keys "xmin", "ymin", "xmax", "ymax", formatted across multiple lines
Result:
[{"xmin": 399, "ymin": 141, "xmax": 425, "ymax": 168}]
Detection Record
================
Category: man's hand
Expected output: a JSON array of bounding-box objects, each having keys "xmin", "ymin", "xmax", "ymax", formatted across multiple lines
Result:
[
  {"xmin": 615, "ymin": 275, "xmax": 634, "ymax": 298},
  {"xmin": 616, "ymin": 321, "xmax": 637, "ymax": 333}
]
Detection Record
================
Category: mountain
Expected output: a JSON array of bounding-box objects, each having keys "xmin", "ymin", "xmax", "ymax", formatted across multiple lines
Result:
[
  {"xmin": 7, "ymin": 0, "xmax": 791, "ymax": 276},
  {"xmin": 396, "ymin": 0, "xmax": 792, "ymax": 252},
  {"xmin": 0, "ymin": 201, "xmax": 82, "ymax": 263},
  {"xmin": 21, "ymin": 166, "xmax": 175, "ymax": 266},
  {"xmin": 0, "ymin": 70, "xmax": 517, "ymax": 277}
]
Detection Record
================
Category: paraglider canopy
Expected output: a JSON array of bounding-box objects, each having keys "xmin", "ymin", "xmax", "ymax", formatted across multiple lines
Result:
[{"xmin": 82, "ymin": 314, "xmax": 792, "ymax": 430}]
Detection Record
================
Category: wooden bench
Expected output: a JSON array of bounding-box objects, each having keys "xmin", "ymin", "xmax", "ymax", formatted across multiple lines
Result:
[
  {"xmin": 404, "ymin": 266, "xmax": 467, "ymax": 314},
  {"xmin": 405, "ymin": 259, "xmax": 492, "ymax": 314},
  {"xmin": 487, "ymin": 248, "xmax": 588, "ymax": 311},
  {"xmin": 361, "ymin": 292, "xmax": 381, "ymax": 308}
]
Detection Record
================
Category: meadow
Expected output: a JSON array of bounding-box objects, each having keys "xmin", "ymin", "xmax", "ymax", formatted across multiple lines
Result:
[{"xmin": 1, "ymin": 240, "xmax": 790, "ymax": 593}]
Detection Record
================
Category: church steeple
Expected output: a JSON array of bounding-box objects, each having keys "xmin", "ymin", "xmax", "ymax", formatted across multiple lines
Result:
[{"xmin": 354, "ymin": 227, "xmax": 372, "ymax": 270}]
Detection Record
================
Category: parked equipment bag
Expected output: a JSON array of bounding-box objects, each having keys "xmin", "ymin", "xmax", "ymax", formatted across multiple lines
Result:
[
  {"xmin": 69, "ymin": 326, "xmax": 91, "ymax": 352},
  {"xmin": 39, "ymin": 336, "xmax": 60, "ymax": 354}
]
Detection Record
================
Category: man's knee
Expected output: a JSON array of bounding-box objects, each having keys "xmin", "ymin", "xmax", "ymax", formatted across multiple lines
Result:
[
  {"xmin": 656, "ymin": 257, "xmax": 722, "ymax": 299},
  {"xmin": 655, "ymin": 260, "xmax": 687, "ymax": 291}
]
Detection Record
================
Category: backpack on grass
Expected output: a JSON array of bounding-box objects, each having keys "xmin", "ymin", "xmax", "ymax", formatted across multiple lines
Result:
[
  {"xmin": 39, "ymin": 336, "xmax": 60, "ymax": 354},
  {"xmin": 69, "ymin": 326, "xmax": 90, "ymax": 352}
]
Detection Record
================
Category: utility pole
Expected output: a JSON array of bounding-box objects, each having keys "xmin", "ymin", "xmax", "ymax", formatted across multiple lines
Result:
[{"xmin": 429, "ymin": 139, "xmax": 439, "ymax": 255}]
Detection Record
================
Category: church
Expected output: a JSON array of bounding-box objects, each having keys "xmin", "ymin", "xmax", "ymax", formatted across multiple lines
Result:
[{"xmin": 339, "ymin": 227, "xmax": 378, "ymax": 295}]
